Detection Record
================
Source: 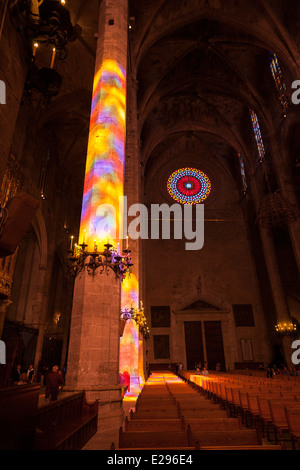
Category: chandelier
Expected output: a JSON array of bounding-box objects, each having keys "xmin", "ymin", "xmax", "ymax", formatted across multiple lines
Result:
[
  {"xmin": 275, "ymin": 321, "xmax": 297, "ymax": 337},
  {"xmin": 256, "ymin": 190, "xmax": 298, "ymax": 228},
  {"xmin": 66, "ymin": 239, "xmax": 133, "ymax": 280},
  {"xmin": 10, "ymin": 0, "xmax": 81, "ymax": 103},
  {"xmin": 120, "ymin": 301, "xmax": 150, "ymax": 339},
  {"xmin": 9, "ymin": 0, "xmax": 82, "ymax": 57}
]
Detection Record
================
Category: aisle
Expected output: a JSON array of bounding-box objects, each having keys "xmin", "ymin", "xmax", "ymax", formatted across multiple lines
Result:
[{"xmin": 117, "ymin": 371, "xmax": 281, "ymax": 450}]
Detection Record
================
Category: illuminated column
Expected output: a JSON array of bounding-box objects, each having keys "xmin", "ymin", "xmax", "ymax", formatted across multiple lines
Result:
[
  {"xmin": 65, "ymin": 0, "xmax": 128, "ymax": 428},
  {"xmin": 119, "ymin": 74, "xmax": 145, "ymax": 391}
]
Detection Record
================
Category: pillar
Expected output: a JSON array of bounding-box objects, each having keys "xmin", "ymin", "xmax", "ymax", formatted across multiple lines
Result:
[
  {"xmin": 119, "ymin": 71, "xmax": 145, "ymax": 391},
  {"xmin": 64, "ymin": 0, "xmax": 128, "ymax": 428},
  {"xmin": 250, "ymin": 157, "xmax": 295, "ymax": 365}
]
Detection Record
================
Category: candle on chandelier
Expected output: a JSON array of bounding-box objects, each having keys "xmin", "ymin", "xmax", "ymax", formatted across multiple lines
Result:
[
  {"xmin": 33, "ymin": 43, "xmax": 39, "ymax": 57},
  {"xmin": 50, "ymin": 48, "xmax": 56, "ymax": 69},
  {"xmin": 70, "ymin": 235, "xmax": 74, "ymax": 250}
]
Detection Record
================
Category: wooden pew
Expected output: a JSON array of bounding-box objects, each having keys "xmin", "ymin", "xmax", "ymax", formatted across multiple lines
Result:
[
  {"xmin": 0, "ymin": 384, "xmax": 40, "ymax": 450},
  {"xmin": 257, "ymin": 395, "xmax": 276, "ymax": 440},
  {"xmin": 285, "ymin": 406, "xmax": 300, "ymax": 450},
  {"xmin": 119, "ymin": 427, "xmax": 190, "ymax": 449},
  {"xmin": 180, "ymin": 409, "xmax": 229, "ymax": 419},
  {"xmin": 268, "ymin": 399, "xmax": 300, "ymax": 444},
  {"xmin": 34, "ymin": 391, "xmax": 98, "ymax": 450},
  {"xmin": 183, "ymin": 417, "xmax": 242, "ymax": 431},
  {"xmin": 134, "ymin": 395, "xmax": 178, "ymax": 406},
  {"xmin": 187, "ymin": 426, "xmax": 262, "ymax": 447},
  {"xmin": 130, "ymin": 408, "xmax": 180, "ymax": 420},
  {"xmin": 124, "ymin": 416, "xmax": 184, "ymax": 432}
]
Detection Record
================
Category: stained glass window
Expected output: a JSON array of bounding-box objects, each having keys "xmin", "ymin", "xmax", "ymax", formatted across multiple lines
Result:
[
  {"xmin": 167, "ymin": 168, "xmax": 211, "ymax": 205},
  {"xmin": 269, "ymin": 52, "xmax": 289, "ymax": 117},
  {"xmin": 238, "ymin": 154, "xmax": 247, "ymax": 194},
  {"xmin": 250, "ymin": 110, "xmax": 265, "ymax": 163}
]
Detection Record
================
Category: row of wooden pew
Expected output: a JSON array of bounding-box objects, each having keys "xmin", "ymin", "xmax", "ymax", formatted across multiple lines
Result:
[
  {"xmin": 182, "ymin": 372, "xmax": 300, "ymax": 450},
  {"xmin": 117, "ymin": 372, "xmax": 283, "ymax": 450}
]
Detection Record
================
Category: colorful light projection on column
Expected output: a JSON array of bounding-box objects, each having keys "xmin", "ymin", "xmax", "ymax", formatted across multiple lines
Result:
[
  {"xmin": 121, "ymin": 273, "xmax": 139, "ymax": 310},
  {"xmin": 120, "ymin": 273, "xmax": 141, "ymax": 389},
  {"xmin": 167, "ymin": 168, "xmax": 211, "ymax": 205},
  {"xmin": 79, "ymin": 59, "xmax": 126, "ymax": 248}
]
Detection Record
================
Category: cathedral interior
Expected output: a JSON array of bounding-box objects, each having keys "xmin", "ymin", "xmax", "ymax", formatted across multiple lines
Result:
[{"xmin": 0, "ymin": 0, "xmax": 300, "ymax": 452}]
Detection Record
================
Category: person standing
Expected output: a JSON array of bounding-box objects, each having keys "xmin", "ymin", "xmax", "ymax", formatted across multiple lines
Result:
[
  {"xmin": 27, "ymin": 364, "xmax": 35, "ymax": 383},
  {"xmin": 12, "ymin": 364, "xmax": 22, "ymax": 384},
  {"xmin": 122, "ymin": 369, "xmax": 130, "ymax": 394},
  {"xmin": 45, "ymin": 365, "xmax": 64, "ymax": 401}
]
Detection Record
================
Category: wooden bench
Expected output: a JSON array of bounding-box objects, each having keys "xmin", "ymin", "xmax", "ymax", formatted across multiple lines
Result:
[
  {"xmin": 187, "ymin": 427, "xmax": 262, "ymax": 447},
  {"xmin": 119, "ymin": 427, "xmax": 189, "ymax": 449},
  {"xmin": 183, "ymin": 417, "xmax": 242, "ymax": 431},
  {"xmin": 130, "ymin": 408, "xmax": 180, "ymax": 420},
  {"xmin": 246, "ymin": 391, "xmax": 281, "ymax": 429},
  {"xmin": 125, "ymin": 416, "xmax": 184, "ymax": 432},
  {"xmin": 181, "ymin": 409, "xmax": 229, "ymax": 419},
  {"xmin": 0, "ymin": 384, "xmax": 40, "ymax": 450},
  {"xmin": 34, "ymin": 391, "xmax": 98, "ymax": 450},
  {"xmin": 268, "ymin": 399, "xmax": 300, "ymax": 444},
  {"xmin": 136, "ymin": 397, "xmax": 176, "ymax": 411},
  {"xmin": 285, "ymin": 406, "xmax": 300, "ymax": 450}
]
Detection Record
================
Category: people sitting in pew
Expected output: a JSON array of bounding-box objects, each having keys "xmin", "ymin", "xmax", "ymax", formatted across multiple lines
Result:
[
  {"xmin": 17, "ymin": 373, "xmax": 28, "ymax": 385},
  {"xmin": 201, "ymin": 367, "xmax": 209, "ymax": 376}
]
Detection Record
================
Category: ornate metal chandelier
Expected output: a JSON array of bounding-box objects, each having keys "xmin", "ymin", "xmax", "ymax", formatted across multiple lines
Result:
[
  {"xmin": 66, "ymin": 240, "xmax": 133, "ymax": 280},
  {"xmin": 275, "ymin": 321, "xmax": 297, "ymax": 337},
  {"xmin": 9, "ymin": 0, "xmax": 81, "ymax": 57},
  {"xmin": 257, "ymin": 190, "xmax": 298, "ymax": 228},
  {"xmin": 120, "ymin": 301, "xmax": 150, "ymax": 339}
]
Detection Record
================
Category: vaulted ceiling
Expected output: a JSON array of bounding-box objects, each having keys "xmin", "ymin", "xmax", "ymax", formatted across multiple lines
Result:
[
  {"xmin": 126, "ymin": 0, "xmax": 300, "ymax": 205},
  {"xmin": 38, "ymin": 0, "xmax": 300, "ymax": 208}
]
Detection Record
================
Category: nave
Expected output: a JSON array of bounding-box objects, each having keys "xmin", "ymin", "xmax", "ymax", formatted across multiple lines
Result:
[{"xmin": 112, "ymin": 371, "xmax": 300, "ymax": 451}]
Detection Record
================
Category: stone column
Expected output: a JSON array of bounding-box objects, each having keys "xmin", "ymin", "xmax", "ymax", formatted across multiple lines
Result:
[
  {"xmin": 65, "ymin": 268, "xmax": 123, "ymax": 425},
  {"xmin": 258, "ymin": 227, "xmax": 294, "ymax": 364},
  {"xmin": 65, "ymin": 0, "xmax": 128, "ymax": 429},
  {"xmin": 250, "ymin": 160, "xmax": 294, "ymax": 365},
  {"xmin": 274, "ymin": 152, "xmax": 300, "ymax": 275}
]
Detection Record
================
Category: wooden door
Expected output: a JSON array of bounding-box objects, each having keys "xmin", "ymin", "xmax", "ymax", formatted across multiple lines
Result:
[
  {"xmin": 204, "ymin": 321, "xmax": 225, "ymax": 371},
  {"xmin": 184, "ymin": 321, "xmax": 204, "ymax": 370}
]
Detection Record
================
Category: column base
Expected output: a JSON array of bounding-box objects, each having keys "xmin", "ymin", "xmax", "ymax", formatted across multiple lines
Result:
[{"xmin": 63, "ymin": 385, "xmax": 124, "ymax": 430}]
